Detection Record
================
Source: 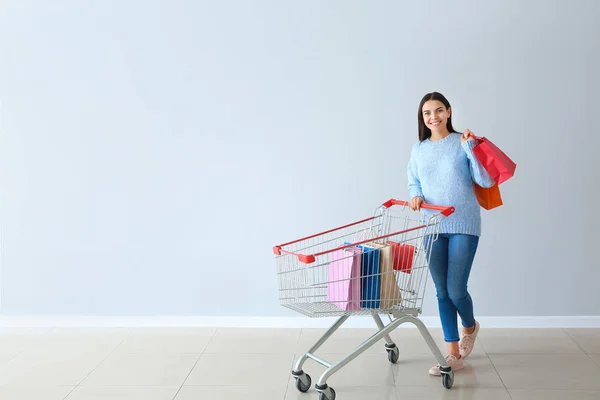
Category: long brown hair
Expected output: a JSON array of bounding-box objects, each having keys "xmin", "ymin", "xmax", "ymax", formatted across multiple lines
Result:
[{"xmin": 417, "ymin": 92, "xmax": 458, "ymax": 141}]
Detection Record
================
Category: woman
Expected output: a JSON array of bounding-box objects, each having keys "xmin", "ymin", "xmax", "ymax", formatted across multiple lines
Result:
[{"xmin": 407, "ymin": 92, "xmax": 495, "ymax": 375}]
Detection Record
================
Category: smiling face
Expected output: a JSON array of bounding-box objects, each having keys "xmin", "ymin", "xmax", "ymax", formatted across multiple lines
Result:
[{"xmin": 421, "ymin": 100, "xmax": 451, "ymax": 133}]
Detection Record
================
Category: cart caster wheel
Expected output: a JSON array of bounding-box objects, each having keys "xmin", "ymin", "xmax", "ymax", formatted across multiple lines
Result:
[
  {"xmin": 294, "ymin": 373, "xmax": 311, "ymax": 393},
  {"xmin": 386, "ymin": 344, "xmax": 399, "ymax": 364},
  {"xmin": 442, "ymin": 371, "xmax": 454, "ymax": 389},
  {"xmin": 318, "ymin": 387, "xmax": 336, "ymax": 400}
]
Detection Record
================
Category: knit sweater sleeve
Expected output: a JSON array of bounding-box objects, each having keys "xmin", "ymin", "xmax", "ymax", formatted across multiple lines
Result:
[
  {"xmin": 407, "ymin": 144, "xmax": 424, "ymax": 199},
  {"xmin": 461, "ymin": 139, "xmax": 496, "ymax": 188}
]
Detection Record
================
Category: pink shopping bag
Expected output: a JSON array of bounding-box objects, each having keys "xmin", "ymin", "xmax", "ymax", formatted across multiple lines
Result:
[{"xmin": 326, "ymin": 247, "xmax": 362, "ymax": 311}]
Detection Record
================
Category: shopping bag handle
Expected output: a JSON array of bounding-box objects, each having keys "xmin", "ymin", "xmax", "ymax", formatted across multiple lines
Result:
[
  {"xmin": 465, "ymin": 133, "xmax": 485, "ymax": 142},
  {"xmin": 382, "ymin": 199, "xmax": 455, "ymax": 217}
]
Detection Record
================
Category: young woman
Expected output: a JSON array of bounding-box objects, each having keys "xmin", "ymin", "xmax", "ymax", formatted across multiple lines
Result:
[{"xmin": 407, "ymin": 92, "xmax": 495, "ymax": 375}]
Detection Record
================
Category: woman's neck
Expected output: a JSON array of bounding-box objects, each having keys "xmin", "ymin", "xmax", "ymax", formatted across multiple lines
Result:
[{"xmin": 430, "ymin": 128, "xmax": 451, "ymax": 141}]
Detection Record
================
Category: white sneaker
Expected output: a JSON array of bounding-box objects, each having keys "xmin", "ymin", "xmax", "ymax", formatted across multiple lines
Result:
[{"xmin": 429, "ymin": 354, "xmax": 464, "ymax": 376}]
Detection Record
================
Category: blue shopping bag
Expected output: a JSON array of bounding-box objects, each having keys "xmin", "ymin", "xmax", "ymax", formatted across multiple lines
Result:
[{"xmin": 344, "ymin": 242, "xmax": 381, "ymax": 309}]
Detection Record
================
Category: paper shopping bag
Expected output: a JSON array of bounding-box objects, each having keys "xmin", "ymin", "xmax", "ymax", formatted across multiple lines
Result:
[
  {"xmin": 326, "ymin": 247, "xmax": 362, "ymax": 311},
  {"xmin": 345, "ymin": 241, "xmax": 381, "ymax": 309},
  {"xmin": 359, "ymin": 244, "xmax": 381, "ymax": 309},
  {"xmin": 472, "ymin": 137, "xmax": 517, "ymax": 184},
  {"xmin": 474, "ymin": 182, "xmax": 503, "ymax": 210},
  {"xmin": 365, "ymin": 242, "xmax": 402, "ymax": 309},
  {"xmin": 387, "ymin": 241, "xmax": 416, "ymax": 274}
]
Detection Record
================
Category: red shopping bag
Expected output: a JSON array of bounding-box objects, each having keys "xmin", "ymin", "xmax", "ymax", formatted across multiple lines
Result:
[
  {"xmin": 387, "ymin": 241, "xmax": 415, "ymax": 274},
  {"xmin": 471, "ymin": 136, "xmax": 516, "ymax": 184}
]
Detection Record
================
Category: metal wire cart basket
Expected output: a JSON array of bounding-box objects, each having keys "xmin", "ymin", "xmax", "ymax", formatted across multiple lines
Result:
[{"xmin": 273, "ymin": 199, "xmax": 457, "ymax": 399}]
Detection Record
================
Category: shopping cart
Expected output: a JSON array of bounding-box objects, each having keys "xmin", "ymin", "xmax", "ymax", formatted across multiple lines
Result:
[{"xmin": 272, "ymin": 199, "xmax": 456, "ymax": 399}]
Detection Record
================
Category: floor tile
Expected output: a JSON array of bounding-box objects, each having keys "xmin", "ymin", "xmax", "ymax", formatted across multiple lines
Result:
[
  {"xmin": 508, "ymin": 389, "xmax": 600, "ymax": 400},
  {"xmin": 0, "ymin": 353, "xmax": 106, "ymax": 386},
  {"xmin": 80, "ymin": 353, "xmax": 199, "ymax": 386},
  {"xmin": 392, "ymin": 353, "xmax": 505, "ymax": 388},
  {"xmin": 0, "ymin": 335, "xmax": 44, "ymax": 355},
  {"xmin": 205, "ymin": 335, "xmax": 297, "ymax": 354},
  {"xmin": 214, "ymin": 328, "xmax": 301, "ymax": 338},
  {"xmin": 287, "ymin": 385, "xmax": 397, "ymax": 400},
  {"xmin": 478, "ymin": 328, "xmax": 583, "ymax": 354},
  {"xmin": 65, "ymin": 386, "xmax": 179, "ymax": 400},
  {"xmin": 114, "ymin": 335, "xmax": 211, "ymax": 354},
  {"xmin": 19, "ymin": 336, "xmax": 124, "ymax": 358},
  {"xmin": 489, "ymin": 354, "xmax": 600, "ymax": 390},
  {"xmin": 0, "ymin": 386, "xmax": 74, "ymax": 400},
  {"xmin": 589, "ymin": 354, "xmax": 600, "ymax": 367},
  {"xmin": 0, "ymin": 353, "xmax": 18, "ymax": 364},
  {"xmin": 1, "ymin": 326, "xmax": 599, "ymax": 397},
  {"xmin": 48, "ymin": 328, "xmax": 132, "ymax": 336},
  {"xmin": 564, "ymin": 329, "xmax": 600, "ymax": 354},
  {"xmin": 184, "ymin": 353, "xmax": 294, "ymax": 389},
  {"xmin": 129, "ymin": 327, "xmax": 217, "ymax": 336},
  {"xmin": 0, "ymin": 328, "xmax": 52, "ymax": 335},
  {"xmin": 3, "ymin": 329, "xmax": 125, "ymax": 359},
  {"xmin": 395, "ymin": 386, "xmax": 512, "ymax": 399},
  {"xmin": 176, "ymin": 385, "xmax": 287, "ymax": 400}
]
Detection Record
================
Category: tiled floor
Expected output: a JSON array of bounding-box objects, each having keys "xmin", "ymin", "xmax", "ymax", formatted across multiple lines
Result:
[{"xmin": 0, "ymin": 326, "xmax": 599, "ymax": 399}]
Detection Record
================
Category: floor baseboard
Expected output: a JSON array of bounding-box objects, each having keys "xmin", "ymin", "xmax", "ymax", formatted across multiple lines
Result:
[{"xmin": 0, "ymin": 316, "xmax": 599, "ymax": 328}]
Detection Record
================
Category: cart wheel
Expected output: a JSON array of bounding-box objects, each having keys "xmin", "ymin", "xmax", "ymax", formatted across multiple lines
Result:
[
  {"xmin": 318, "ymin": 387, "xmax": 336, "ymax": 400},
  {"xmin": 386, "ymin": 345, "xmax": 399, "ymax": 364},
  {"xmin": 442, "ymin": 372, "xmax": 454, "ymax": 389},
  {"xmin": 294, "ymin": 373, "xmax": 311, "ymax": 393}
]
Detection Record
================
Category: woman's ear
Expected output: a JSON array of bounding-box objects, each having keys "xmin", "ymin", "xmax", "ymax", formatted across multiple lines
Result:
[{"xmin": 447, "ymin": 107, "xmax": 452, "ymax": 118}]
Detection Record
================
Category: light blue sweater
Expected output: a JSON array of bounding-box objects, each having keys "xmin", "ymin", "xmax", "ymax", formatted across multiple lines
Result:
[{"xmin": 407, "ymin": 133, "xmax": 495, "ymax": 237}]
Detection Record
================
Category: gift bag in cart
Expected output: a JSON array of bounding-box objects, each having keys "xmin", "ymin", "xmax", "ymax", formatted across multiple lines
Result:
[{"xmin": 273, "ymin": 199, "xmax": 456, "ymax": 399}]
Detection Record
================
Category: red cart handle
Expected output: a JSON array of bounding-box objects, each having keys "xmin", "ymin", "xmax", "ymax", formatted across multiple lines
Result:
[
  {"xmin": 273, "ymin": 199, "xmax": 455, "ymax": 263},
  {"xmin": 382, "ymin": 199, "xmax": 455, "ymax": 217}
]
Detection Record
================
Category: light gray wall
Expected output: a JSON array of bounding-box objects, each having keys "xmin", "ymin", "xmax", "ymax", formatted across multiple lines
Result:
[{"xmin": 1, "ymin": 0, "xmax": 599, "ymax": 317}]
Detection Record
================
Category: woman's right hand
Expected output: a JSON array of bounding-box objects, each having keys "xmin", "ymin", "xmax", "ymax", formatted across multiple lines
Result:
[{"xmin": 410, "ymin": 196, "xmax": 424, "ymax": 211}]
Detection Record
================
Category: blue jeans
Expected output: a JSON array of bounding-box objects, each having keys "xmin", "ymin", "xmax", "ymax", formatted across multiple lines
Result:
[{"xmin": 425, "ymin": 233, "xmax": 479, "ymax": 342}]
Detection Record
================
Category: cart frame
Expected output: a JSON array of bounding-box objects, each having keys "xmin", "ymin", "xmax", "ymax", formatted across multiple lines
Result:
[{"xmin": 273, "ymin": 199, "xmax": 456, "ymax": 399}]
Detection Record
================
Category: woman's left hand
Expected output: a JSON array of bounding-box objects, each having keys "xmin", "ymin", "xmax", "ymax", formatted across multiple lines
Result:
[{"xmin": 461, "ymin": 129, "xmax": 475, "ymax": 144}]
